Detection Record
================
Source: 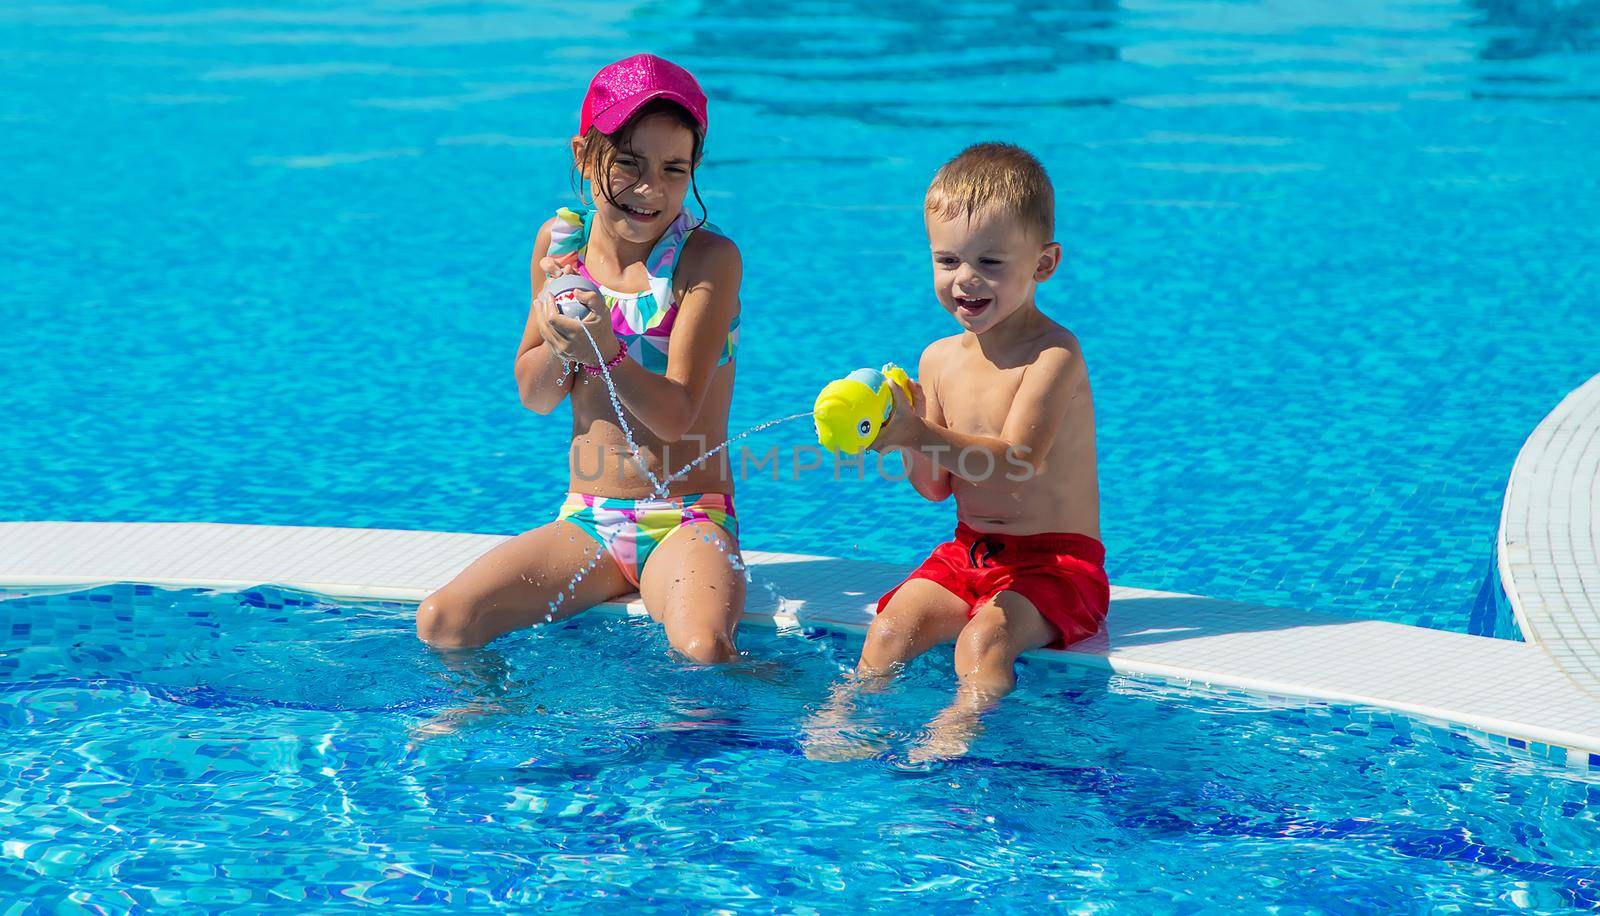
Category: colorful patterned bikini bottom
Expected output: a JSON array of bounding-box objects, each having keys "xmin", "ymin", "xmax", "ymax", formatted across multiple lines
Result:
[{"xmin": 557, "ymin": 491, "xmax": 739, "ymax": 588}]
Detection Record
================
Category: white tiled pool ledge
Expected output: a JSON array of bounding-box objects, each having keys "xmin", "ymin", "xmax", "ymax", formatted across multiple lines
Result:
[
  {"xmin": 4, "ymin": 521, "xmax": 1600, "ymax": 769},
  {"xmin": 1499, "ymin": 371, "xmax": 1600, "ymax": 699}
]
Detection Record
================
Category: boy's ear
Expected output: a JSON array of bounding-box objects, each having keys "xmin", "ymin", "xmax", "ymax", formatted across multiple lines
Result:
[{"xmin": 1034, "ymin": 242, "xmax": 1063, "ymax": 282}]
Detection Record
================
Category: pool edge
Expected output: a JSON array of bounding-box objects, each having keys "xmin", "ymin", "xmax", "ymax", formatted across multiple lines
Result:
[{"xmin": 4, "ymin": 519, "xmax": 1600, "ymax": 770}]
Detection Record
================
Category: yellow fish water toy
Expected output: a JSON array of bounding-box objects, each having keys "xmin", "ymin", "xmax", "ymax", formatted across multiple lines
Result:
[{"xmin": 813, "ymin": 364, "xmax": 914, "ymax": 454}]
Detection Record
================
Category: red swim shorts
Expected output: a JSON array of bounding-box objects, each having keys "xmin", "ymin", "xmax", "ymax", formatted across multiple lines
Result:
[{"xmin": 875, "ymin": 523, "xmax": 1110, "ymax": 649}]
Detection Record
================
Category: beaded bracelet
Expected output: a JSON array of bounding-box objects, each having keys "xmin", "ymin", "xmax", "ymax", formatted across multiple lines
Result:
[{"xmin": 583, "ymin": 346, "xmax": 628, "ymax": 377}]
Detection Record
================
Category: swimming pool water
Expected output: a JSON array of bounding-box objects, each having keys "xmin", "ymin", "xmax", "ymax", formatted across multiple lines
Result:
[
  {"xmin": 3, "ymin": 2, "xmax": 1599, "ymax": 907},
  {"xmin": 3, "ymin": 584, "xmax": 1598, "ymax": 909},
  {"xmin": 2, "ymin": 0, "xmax": 1597, "ymax": 632}
]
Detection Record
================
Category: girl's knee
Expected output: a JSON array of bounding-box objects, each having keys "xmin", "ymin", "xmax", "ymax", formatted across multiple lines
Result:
[
  {"xmin": 416, "ymin": 588, "xmax": 488, "ymax": 649},
  {"xmin": 667, "ymin": 623, "xmax": 735, "ymax": 664}
]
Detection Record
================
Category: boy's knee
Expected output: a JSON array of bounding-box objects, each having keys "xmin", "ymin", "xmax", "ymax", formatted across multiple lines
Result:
[
  {"xmin": 956, "ymin": 605, "xmax": 1016, "ymax": 672},
  {"xmin": 668, "ymin": 625, "xmax": 735, "ymax": 664},
  {"xmin": 416, "ymin": 589, "xmax": 487, "ymax": 649},
  {"xmin": 861, "ymin": 616, "xmax": 917, "ymax": 667}
]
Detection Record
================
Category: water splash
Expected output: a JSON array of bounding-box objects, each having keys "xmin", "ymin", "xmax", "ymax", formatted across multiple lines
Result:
[
  {"xmin": 578, "ymin": 325, "xmax": 665, "ymax": 495},
  {"xmin": 646, "ymin": 410, "xmax": 813, "ymax": 617},
  {"xmin": 575, "ymin": 325, "xmax": 813, "ymax": 500},
  {"xmin": 652, "ymin": 411, "xmax": 812, "ymax": 498},
  {"xmin": 569, "ymin": 328, "xmax": 812, "ymax": 622},
  {"xmin": 546, "ymin": 540, "xmax": 607, "ymax": 623}
]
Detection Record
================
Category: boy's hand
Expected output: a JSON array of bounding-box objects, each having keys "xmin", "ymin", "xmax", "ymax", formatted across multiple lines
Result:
[{"xmin": 871, "ymin": 378, "xmax": 927, "ymax": 451}]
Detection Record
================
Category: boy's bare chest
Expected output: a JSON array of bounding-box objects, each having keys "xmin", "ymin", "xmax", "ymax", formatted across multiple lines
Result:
[{"xmin": 934, "ymin": 357, "xmax": 1027, "ymax": 436}]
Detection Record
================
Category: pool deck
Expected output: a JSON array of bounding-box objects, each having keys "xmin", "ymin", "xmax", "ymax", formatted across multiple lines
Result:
[
  {"xmin": 4, "ymin": 518, "xmax": 1600, "ymax": 767},
  {"xmin": 1500, "ymin": 371, "xmax": 1600, "ymax": 700}
]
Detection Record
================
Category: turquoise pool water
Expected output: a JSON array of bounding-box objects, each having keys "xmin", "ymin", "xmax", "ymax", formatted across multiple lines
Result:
[
  {"xmin": 1, "ymin": 0, "xmax": 1597, "ymax": 631},
  {"xmin": 2, "ymin": 584, "xmax": 1598, "ymax": 909},
  {"xmin": 3, "ymin": 0, "xmax": 1600, "ymax": 909}
]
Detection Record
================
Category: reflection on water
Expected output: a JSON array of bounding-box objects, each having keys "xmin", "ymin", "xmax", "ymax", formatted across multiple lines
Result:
[
  {"xmin": 1469, "ymin": 0, "xmax": 1600, "ymax": 100},
  {"xmin": 7, "ymin": 0, "xmax": 1599, "ymax": 118},
  {"xmin": 1471, "ymin": 0, "xmax": 1600, "ymax": 61},
  {"xmin": 661, "ymin": 1, "xmax": 1121, "ymax": 128},
  {"xmin": 659, "ymin": 0, "xmax": 1600, "ymax": 117}
]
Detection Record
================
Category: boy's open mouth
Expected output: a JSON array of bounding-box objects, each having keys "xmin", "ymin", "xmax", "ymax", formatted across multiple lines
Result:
[
  {"xmin": 954, "ymin": 296, "xmax": 992, "ymax": 315},
  {"xmin": 620, "ymin": 202, "xmax": 661, "ymax": 222}
]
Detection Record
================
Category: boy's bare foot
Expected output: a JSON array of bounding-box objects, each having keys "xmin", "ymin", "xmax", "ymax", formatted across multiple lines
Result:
[
  {"xmin": 906, "ymin": 717, "xmax": 980, "ymax": 763},
  {"xmin": 802, "ymin": 732, "xmax": 887, "ymax": 762},
  {"xmin": 801, "ymin": 707, "xmax": 886, "ymax": 761},
  {"xmin": 801, "ymin": 673, "xmax": 892, "ymax": 761},
  {"xmin": 906, "ymin": 687, "xmax": 996, "ymax": 763},
  {"xmin": 407, "ymin": 701, "xmax": 507, "ymax": 748},
  {"xmin": 721, "ymin": 656, "xmax": 793, "ymax": 685}
]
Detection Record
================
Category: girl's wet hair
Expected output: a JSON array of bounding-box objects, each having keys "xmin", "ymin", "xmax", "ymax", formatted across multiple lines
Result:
[{"xmin": 571, "ymin": 98, "xmax": 708, "ymax": 230}]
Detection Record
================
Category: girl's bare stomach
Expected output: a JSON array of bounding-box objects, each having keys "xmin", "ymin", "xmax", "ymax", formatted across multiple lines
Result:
[
  {"xmin": 566, "ymin": 426, "xmax": 732, "ymax": 500},
  {"xmin": 559, "ymin": 360, "xmax": 737, "ymax": 499}
]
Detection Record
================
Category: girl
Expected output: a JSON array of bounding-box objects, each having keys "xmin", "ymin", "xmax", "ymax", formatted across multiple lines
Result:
[{"xmin": 416, "ymin": 54, "xmax": 744, "ymax": 664}]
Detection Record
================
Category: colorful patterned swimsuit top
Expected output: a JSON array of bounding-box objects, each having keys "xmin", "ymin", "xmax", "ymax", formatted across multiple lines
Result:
[{"xmin": 547, "ymin": 206, "xmax": 739, "ymax": 375}]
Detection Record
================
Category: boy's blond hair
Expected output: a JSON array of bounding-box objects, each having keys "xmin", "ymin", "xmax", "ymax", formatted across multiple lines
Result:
[{"xmin": 924, "ymin": 142, "xmax": 1054, "ymax": 242}]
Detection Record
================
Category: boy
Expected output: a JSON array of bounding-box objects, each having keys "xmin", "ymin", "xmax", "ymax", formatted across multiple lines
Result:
[{"xmin": 808, "ymin": 142, "xmax": 1108, "ymax": 762}]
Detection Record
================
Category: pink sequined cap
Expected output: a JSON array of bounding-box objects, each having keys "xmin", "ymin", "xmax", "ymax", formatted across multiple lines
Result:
[{"xmin": 579, "ymin": 53, "xmax": 708, "ymax": 136}]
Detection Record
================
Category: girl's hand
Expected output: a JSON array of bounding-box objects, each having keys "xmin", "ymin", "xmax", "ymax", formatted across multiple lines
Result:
[
  {"xmin": 532, "ymin": 255, "xmax": 577, "ymax": 359},
  {"xmin": 538, "ymin": 255, "xmax": 578, "ymax": 281},
  {"xmin": 536, "ymin": 287, "xmax": 620, "ymax": 367}
]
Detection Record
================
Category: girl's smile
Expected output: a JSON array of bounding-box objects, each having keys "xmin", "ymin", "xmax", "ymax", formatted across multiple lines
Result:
[
  {"xmin": 619, "ymin": 201, "xmax": 663, "ymax": 222},
  {"xmin": 575, "ymin": 112, "xmax": 698, "ymax": 247}
]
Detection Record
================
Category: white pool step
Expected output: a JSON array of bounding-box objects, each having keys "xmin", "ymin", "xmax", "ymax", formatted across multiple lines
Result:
[
  {"xmin": 3, "ymin": 520, "xmax": 1598, "ymax": 767},
  {"xmin": 1500, "ymin": 370, "xmax": 1600, "ymax": 701}
]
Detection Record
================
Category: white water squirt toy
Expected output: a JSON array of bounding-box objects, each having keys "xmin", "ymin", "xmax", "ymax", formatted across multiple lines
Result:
[{"xmin": 545, "ymin": 273, "xmax": 600, "ymax": 318}]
